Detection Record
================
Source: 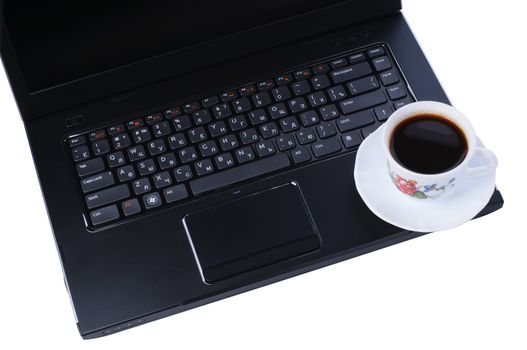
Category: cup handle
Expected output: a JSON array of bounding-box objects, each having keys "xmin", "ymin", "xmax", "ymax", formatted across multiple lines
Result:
[{"xmin": 466, "ymin": 147, "xmax": 498, "ymax": 177}]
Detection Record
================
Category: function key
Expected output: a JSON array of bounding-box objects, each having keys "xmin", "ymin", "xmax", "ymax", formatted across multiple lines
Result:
[
  {"xmin": 367, "ymin": 47, "xmax": 385, "ymax": 58},
  {"xmin": 183, "ymin": 102, "xmax": 201, "ymax": 113},
  {"xmin": 221, "ymin": 91, "xmax": 238, "ymax": 102},
  {"xmin": 258, "ymin": 80, "xmax": 275, "ymax": 91},
  {"xmin": 275, "ymin": 74, "xmax": 293, "ymax": 85},
  {"xmin": 127, "ymin": 118, "xmax": 144, "ymax": 129},
  {"xmin": 239, "ymin": 85, "xmax": 257, "ymax": 96},
  {"xmin": 68, "ymin": 135, "xmax": 86, "ymax": 147},
  {"xmin": 89, "ymin": 130, "xmax": 106, "ymax": 141},
  {"xmin": 145, "ymin": 113, "xmax": 163, "ymax": 124},
  {"xmin": 202, "ymin": 96, "xmax": 219, "ymax": 107},
  {"xmin": 312, "ymin": 63, "xmax": 330, "ymax": 75},
  {"xmin": 349, "ymin": 52, "xmax": 366, "ymax": 63},
  {"xmin": 330, "ymin": 58, "xmax": 347, "ymax": 69},
  {"xmin": 108, "ymin": 124, "xmax": 125, "ymax": 135},
  {"xmin": 164, "ymin": 107, "xmax": 183, "ymax": 119},
  {"xmin": 294, "ymin": 69, "xmax": 312, "ymax": 80}
]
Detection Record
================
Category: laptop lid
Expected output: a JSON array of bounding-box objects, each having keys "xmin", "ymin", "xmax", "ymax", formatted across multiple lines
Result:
[{"xmin": 0, "ymin": 0, "xmax": 401, "ymax": 122}]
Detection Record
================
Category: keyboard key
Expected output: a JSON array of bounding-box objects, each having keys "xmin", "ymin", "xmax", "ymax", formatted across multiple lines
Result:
[
  {"xmin": 268, "ymin": 103, "xmax": 288, "ymax": 119},
  {"xmin": 137, "ymin": 159, "xmax": 157, "ymax": 176},
  {"xmin": 340, "ymin": 90, "xmax": 387, "ymax": 114},
  {"xmin": 122, "ymin": 198, "xmax": 141, "ymax": 216},
  {"xmin": 292, "ymin": 80, "xmax": 311, "ymax": 96},
  {"xmin": 152, "ymin": 121, "xmax": 172, "ymax": 136},
  {"xmin": 288, "ymin": 97, "xmax": 308, "ymax": 113},
  {"xmin": 117, "ymin": 165, "xmax": 136, "ymax": 182},
  {"xmin": 174, "ymin": 165, "xmax": 194, "ymax": 182},
  {"xmin": 221, "ymin": 91, "xmax": 238, "ymax": 102},
  {"xmin": 198, "ymin": 140, "xmax": 219, "ymax": 157},
  {"xmin": 379, "ymin": 70, "xmax": 399, "ymax": 86},
  {"xmin": 308, "ymin": 91, "xmax": 328, "ymax": 107},
  {"xmin": 374, "ymin": 105, "xmax": 394, "ymax": 121},
  {"xmin": 228, "ymin": 115, "xmax": 248, "ymax": 131},
  {"xmin": 89, "ymin": 130, "xmax": 106, "ymax": 141},
  {"xmin": 132, "ymin": 127, "xmax": 151, "ymax": 143},
  {"xmin": 311, "ymin": 74, "xmax": 331, "ymax": 90},
  {"xmin": 239, "ymin": 129, "xmax": 259, "ymax": 145},
  {"xmin": 232, "ymin": 98, "xmax": 252, "ymax": 114},
  {"xmin": 239, "ymin": 85, "xmax": 257, "ymax": 96},
  {"xmin": 215, "ymin": 153, "xmax": 236, "ymax": 170},
  {"xmin": 147, "ymin": 139, "xmax": 167, "ymax": 155},
  {"xmin": 202, "ymin": 96, "xmax": 219, "ymax": 108},
  {"xmin": 172, "ymin": 115, "xmax": 192, "ymax": 131},
  {"xmin": 219, "ymin": 134, "xmax": 239, "ymax": 151},
  {"xmin": 163, "ymin": 185, "xmax": 189, "ymax": 203},
  {"xmin": 311, "ymin": 137, "xmax": 342, "ymax": 158},
  {"xmin": 158, "ymin": 153, "xmax": 178, "ymax": 169},
  {"xmin": 111, "ymin": 133, "xmax": 131, "ymax": 149},
  {"xmin": 164, "ymin": 107, "xmax": 183, "ymax": 119},
  {"xmin": 372, "ymin": 56, "xmax": 392, "ymax": 72},
  {"xmin": 294, "ymin": 69, "xmax": 312, "ymax": 80},
  {"xmin": 76, "ymin": 158, "xmax": 104, "ymax": 177},
  {"xmin": 330, "ymin": 58, "xmax": 347, "ymax": 69},
  {"xmin": 190, "ymin": 153, "xmax": 290, "ymax": 195},
  {"xmin": 349, "ymin": 52, "xmax": 366, "ymax": 63},
  {"xmin": 153, "ymin": 171, "xmax": 173, "ymax": 188},
  {"xmin": 178, "ymin": 146, "xmax": 199, "ymax": 163},
  {"xmin": 272, "ymin": 86, "xmax": 291, "ymax": 102},
  {"xmin": 194, "ymin": 159, "xmax": 215, "ymax": 176},
  {"xmin": 188, "ymin": 127, "xmax": 208, "ymax": 144},
  {"xmin": 108, "ymin": 124, "xmax": 125, "ymax": 135},
  {"xmin": 81, "ymin": 171, "xmax": 114, "ymax": 193},
  {"xmin": 347, "ymin": 75, "xmax": 380, "ymax": 96},
  {"xmin": 85, "ymin": 184, "xmax": 130, "ymax": 209},
  {"xmin": 252, "ymin": 92, "xmax": 272, "ymax": 108},
  {"xmin": 331, "ymin": 62, "xmax": 372, "ymax": 84},
  {"xmin": 319, "ymin": 104, "xmax": 339, "ymax": 120},
  {"xmin": 208, "ymin": 121, "xmax": 229, "ymax": 137},
  {"xmin": 212, "ymin": 104, "xmax": 232, "ymax": 119},
  {"xmin": 387, "ymin": 85, "xmax": 407, "ymax": 100},
  {"xmin": 183, "ymin": 101, "xmax": 200, "ymax": 113},
  {"xmin": 361, "ymin": 124, "xmax": 380, "ymax": 138},
  {"xmin": 248, "ymin": 109, "xmax": 268, "ymax": 125},
  {"xmin": 394, "ymin": 98, "xmax": 414, "ymax": 110},
  {"xmin": 336, "ymin": 111, "xmax": 375, "ymax": 132},
  {"xmin": 145, "ymin": 113, "xmax": 163, "ymax": 124},
  {"xmin": 280, "ymin": 116, "xmax": 300, "ymax": 133},
  {"xmin": 235, "ymin": 146, "xmax": 256, "ymax": 163},
  {"xmin": 260, "ymin": 122, "xmax": 280, "ymax": 139},
  {"xmin": 327, "ymin": 86, "xmax": 348, "ymax": 101},
  {"xmin": 316, "ymin": 122, "xmax": 337, "ymax": 138},
  {"xmin": 312, "ymin": 63, "xmax": 330, "ymax": 75},
  {"xmin": 127, "ymin": 119, "xmax": 144, "ymax": 129},
  {"xmin": 92, "ymin": 139, "xmax": 110, "ymax": 156},
  {"xmin": 68, "ymin": 135, "xmax": 86, "ymax": 147},
  {"xmin": 296, "ymin": 128, "xmax": 317, "ymax": 145},
  {"xmin": 107, "ymin": 151, "xmax": 126, "ymax": 168},
  {"xmin": 341, "ymin": 131, "xmax": 362, "ymax": 148},
  {"xmin": 299, "ymin": 110, "xmax": 320, "ymax": 127},
  {"xmin": 291, "ymin": 147, "xmax": 311, "ymax": 164},
  {"xmin": 255, "ymin": 140, "xmax": 276, "ymax": 157},
  {"xmin": 276, "ymin": 134, "xmax": 296, "ymax": 151},
  {"xmin": 143, "ymin": 192, "xmax": 162, "ymax": 209},
  {"xmin": 367, "ymin": 47, "xmax": 385, "ymax": 58},
  {"xmin": 132, "ymin": 178, "xmax": 152, "ymax": 195},
  {"xmin": 258, "ymin": 80, "xmax": 275, "ymax": 91},
  {"xmin": 90, "ymin": 205, "xmax": 119, "ymax": 225},
  {"xmin": 276, "ymin": 74, "xmax": 293, "ymax": 85},
  {"xmin": 168, "ymin": 133, "xmax": 187, "ymax": 149},
  {"xmin": 127, "ymin": 145, "xmax": 147, "ymax": 161}
]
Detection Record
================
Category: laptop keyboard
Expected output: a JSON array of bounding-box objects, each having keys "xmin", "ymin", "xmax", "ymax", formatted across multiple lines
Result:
[{"xmin": 67, "ymin": 44, "xmax": 415, "ymax": 229}]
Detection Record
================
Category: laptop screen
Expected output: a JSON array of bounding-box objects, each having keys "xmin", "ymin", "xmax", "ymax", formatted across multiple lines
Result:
[{"xmin": 4, "ymin": 0, "xmax": 351, "ymax": 93}]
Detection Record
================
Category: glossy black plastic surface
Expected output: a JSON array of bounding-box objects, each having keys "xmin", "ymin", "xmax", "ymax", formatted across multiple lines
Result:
[{"xmin": 14, "ymin": 13, "xmax": 503, "ymax": 338}]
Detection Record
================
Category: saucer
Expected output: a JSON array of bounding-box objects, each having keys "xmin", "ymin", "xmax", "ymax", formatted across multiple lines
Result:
[{"xmin": 354, "ymin": 124, "xmax": 496, "ymax": 232}]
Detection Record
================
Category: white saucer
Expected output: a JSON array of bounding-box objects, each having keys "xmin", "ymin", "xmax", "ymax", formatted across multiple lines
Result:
[{"xmin": 354, "ymin": 124, "xmax": 496, "ymax": 232}]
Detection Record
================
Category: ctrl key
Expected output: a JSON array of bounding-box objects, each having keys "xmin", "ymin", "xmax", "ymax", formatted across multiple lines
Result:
[{"xmin": 90, "ymin": 205, "xmax": 119, "ymax": 226}]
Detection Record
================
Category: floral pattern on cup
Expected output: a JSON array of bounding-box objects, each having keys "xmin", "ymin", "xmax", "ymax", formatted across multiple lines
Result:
[{"xmin": 389, "ymin": 170, "xmax": 456, "ymax": 199}]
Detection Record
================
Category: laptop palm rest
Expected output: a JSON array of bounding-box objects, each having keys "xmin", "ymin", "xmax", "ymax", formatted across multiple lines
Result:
[{"xmin": 183, "ymin": 182, "xmax": 321, "ymax": 284}]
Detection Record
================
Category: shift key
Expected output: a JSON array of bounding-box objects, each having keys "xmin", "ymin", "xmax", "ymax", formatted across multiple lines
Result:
[{"xmin": 85, "ymin": 184, "xmax": 130, "ymax": 209}]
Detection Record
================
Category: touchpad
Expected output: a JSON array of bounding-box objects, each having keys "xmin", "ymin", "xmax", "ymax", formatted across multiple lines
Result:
[{"xmin": 183, "ymin": 182, "xmax": 321, "ymax": 284}]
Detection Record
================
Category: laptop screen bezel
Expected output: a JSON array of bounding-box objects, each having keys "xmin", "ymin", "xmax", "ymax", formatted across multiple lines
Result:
[{"xmin": 0, "ymin": 0, "xmax": 401, "ymax": 121}]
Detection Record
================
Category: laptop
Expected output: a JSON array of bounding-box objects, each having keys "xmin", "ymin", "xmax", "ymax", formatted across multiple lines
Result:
[{"xmin": 0, "ymin": 0, "xmax": 503, "ymax": 338}]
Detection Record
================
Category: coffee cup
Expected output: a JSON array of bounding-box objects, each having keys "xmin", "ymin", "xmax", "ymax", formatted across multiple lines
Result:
[{"xmin": 382, "ymin": 101, "xmax": 498, "ymax": 200}]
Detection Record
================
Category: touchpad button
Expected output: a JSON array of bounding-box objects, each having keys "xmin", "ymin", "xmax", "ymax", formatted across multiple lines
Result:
[{"xmin": 183, "ymin": 182, "xmax": 320, "ymax": 283}]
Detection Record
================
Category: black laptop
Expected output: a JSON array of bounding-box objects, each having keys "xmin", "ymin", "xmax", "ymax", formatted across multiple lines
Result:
[{"xmin": 0, "ymin": 0, "xmax": 503, "ymax": 338}]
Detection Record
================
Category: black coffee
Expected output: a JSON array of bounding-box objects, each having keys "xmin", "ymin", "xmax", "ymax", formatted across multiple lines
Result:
[{"xmin": 390, "ymin": 114, "xmax": 468, "ymax": 174}]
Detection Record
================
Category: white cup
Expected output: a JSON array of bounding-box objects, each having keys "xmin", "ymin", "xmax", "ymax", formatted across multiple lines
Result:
[{"xmin": 382, "ymin": 101, "xmax": 498, "ymax": 200}]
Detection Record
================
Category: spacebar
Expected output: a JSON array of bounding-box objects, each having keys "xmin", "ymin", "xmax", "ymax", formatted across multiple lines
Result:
[{"xmin": 190, "ymin": 154, "xmax": 291, "ymax": 195}]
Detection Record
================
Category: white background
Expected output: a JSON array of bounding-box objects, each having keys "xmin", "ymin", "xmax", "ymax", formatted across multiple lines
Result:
[{"xmin": 1, "ymin": 0, "xmax": 525, "ymax": 348}]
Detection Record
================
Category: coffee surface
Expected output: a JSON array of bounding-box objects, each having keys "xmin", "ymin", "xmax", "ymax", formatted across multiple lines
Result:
[{"xmin": 390, "ymin": 114, "xmax": 468, "ymax": 174}]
